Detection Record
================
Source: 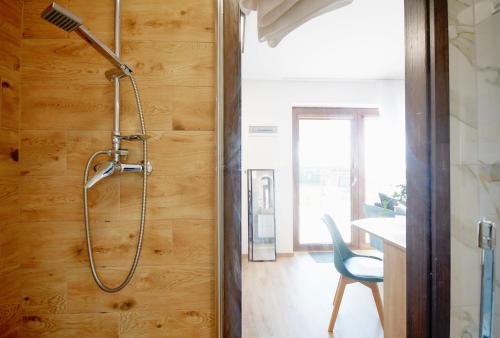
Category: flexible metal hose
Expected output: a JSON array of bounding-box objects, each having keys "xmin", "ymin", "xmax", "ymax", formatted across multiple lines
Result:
[{"xmin": 83, "ymin": 74, "xmax": 147, "ymax": 293}]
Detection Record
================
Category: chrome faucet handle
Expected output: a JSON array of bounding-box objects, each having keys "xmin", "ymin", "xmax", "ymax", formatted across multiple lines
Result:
[
  {"xmin": 142, "ymin": 160, "xmax": 153, "ymax": 175},
  {"xmin": 119, "ymin": 161, "xmax": 153, "ymax": 175},
  {"xmin": 85, "ymin": 160, "xmax": 115, "ymax": 189}
]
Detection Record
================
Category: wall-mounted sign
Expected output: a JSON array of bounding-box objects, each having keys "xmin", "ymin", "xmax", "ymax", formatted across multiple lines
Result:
[{"xmin": 249, "ymin": 126, "xmax": 278, "ymax": 134}]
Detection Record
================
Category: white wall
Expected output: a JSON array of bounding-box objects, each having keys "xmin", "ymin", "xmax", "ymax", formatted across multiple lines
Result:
[{"xmin": 241, "ymin": 79, "xmax": 405, "ymax": 254}]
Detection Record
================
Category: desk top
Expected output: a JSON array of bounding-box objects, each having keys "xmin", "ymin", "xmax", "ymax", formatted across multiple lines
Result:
[{"xmin": 352, "ymin": 217, "xmax": 406, "ymax": 251}]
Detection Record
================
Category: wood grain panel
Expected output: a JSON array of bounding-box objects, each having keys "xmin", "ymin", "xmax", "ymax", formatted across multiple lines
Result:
[
  {"xmin": 20, "ymin": 131, "xmax": 67, "ymax": 176},
  {"xmin": 18, "ymin": 222, "xmax": 84, "ymax": 269},
  {"xmin": 19, "ymin": 219, "xmax": 214, "ymax": 270},
  {"xmin": 1, "ymin": 0, "xmax": 22, "ymax": 336},
  {"xmin": 16, "ymin": 0, "xmax": 217, "ymax": 336},
  {"xmin": 22, "ymin": 39, "xmax": 215, "ymax": 87},
  {"xmin": 23, "ymin": 0, "xmax": 69, "ymax": 39},
  {"xmin": 0, "ymin": 0, "xmax": 23, "ymax": 46},
  {"xmin": 0, "ymin": 129, "xmax": 19, "ymax": 177},
  {"xmin": 67, "ymin": 0, "xmax": 114, "ymax": 45},
  {"xmin": 122, "ymin": 41, "xmax": 215, "ymax": 86},
  {"xmin": 121, "ymin": 83, "xmax": 173, "ymax": 131},
  {"xmin": 0, "ymin": 39, "xmax": 21, "ymax": 82},
  {"xmin": 172, "ymin": 86, "xmax": 215, "ymax": 131},
  {"xmin": 384, "ymin": 244, "xmax": 407, "ymax": 338},
  {"xmin": 121, "ymin": 84, "xmax": 216, "ymax": 132},
  {"xmin": 86, "ymin": 219, "xmax": 215, "ymax": 267},
  {"xmin": 0, "ymin": 303, "xmax": 21, "ymax": 337},
  {"xmin": 0, "ymin": 0, "xmax": 22, "ymax": 83},
  {"xmin": 18, "ymin": 220, "xmax": 172, "ymax": 269},
  {"xmin": 120, "ymin": 175, "xmax": 215, "ymax": 221},
  {"xmin": 21, "ymin": 268, "xmax": 67, "ymax": 315},
  {"xmin": 119, "ymin": 310, "xmax": 215, "ymax": 338},
  {"xmin": 1, "ymin": 78, "xmax": 20, "ymax": 130},
  {"xmin": 21, "ymin": 83, "xmax": 114, "ymax": 130},
  {"xmin": 66, "ymin": 265, "xmax": 214, "ymax": 313},
  {"xmin": 0, "ymin": 266, "xmax": 20, "ymax": 305},
  {"xmin": 67, "ymin": 0, "xmax": 215, "ymax": 43},
  {"xmin": 66, "ymin": 131, "xmax": 110, "ymax": 176},
  {"xmin": 21, "ymin": 39, "xmax": 112, "ymax": 84},
  {"xmin": 21, "ymin": 313, "xmax": 120, "ymax": 338},
  {"xmin": 120, "ymin": 0, "xmax": 215, "ymax": 43},
  {"xmin": 0, "ymin": 222, "xmax": 18, "ymax": 271},
  {"xmin": 0, "ymin": 177, "xmax": 18, "ymax": 228},
  {"xmin": 19, "ymin": 176, "xmax": 120, "ymax": 222},
  {"xmin": 86, "ymin": 175, "xmax": 122, "ymax": 221},
  {"xmin": 0, "ymin": 250, "xmax": 20, "ymax": 309},
  {"xmin": 19, "ymin": 176, "xmax": 82, "ymax": 222},
  {"xmin": 123, "ymin": 131, "xmax": 215, "ymax": 176},
  {"xmin": 23, "ymin": 0, "xmax": 215, "ymax": 43}
]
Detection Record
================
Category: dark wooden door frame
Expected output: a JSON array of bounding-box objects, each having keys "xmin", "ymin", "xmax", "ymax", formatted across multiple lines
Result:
[
  {"xmin": 291, "ymin": 107, "xmax": 378, "ymax": 251},
  {"xmin": 222, "ymin": 0, "xmax": 450, "ymax": 336}
]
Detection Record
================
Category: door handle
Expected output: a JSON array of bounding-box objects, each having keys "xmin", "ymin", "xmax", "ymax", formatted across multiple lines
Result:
[{"xmin": 478, "ymin": 218, "xmax": 496, "ymax": 338}]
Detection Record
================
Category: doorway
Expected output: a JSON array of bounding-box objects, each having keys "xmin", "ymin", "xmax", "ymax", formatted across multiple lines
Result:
[
  {"xmin": 219, "ymin": 0, "xmax": 451, "ymax": 337},
  {"xmin": 292, "ymin": 107, "xmax": 378, "ymax": 251}
]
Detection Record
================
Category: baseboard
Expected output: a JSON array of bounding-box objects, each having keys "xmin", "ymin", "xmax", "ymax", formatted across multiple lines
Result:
[
  {"xmin": 241, "ymin": 252, "xmax": 294, "ymax": 259},
  {"xmin": 277, "ymin": 252, "xmax": 294, "ymax": 257}
]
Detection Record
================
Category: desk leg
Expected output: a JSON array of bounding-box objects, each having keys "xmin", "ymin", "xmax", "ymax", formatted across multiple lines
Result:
[{"xmin": 383, "ymin": 243, "xmax": 406, "ymax": 338}]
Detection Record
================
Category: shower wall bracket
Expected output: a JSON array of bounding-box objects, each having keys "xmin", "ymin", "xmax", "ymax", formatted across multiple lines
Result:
[{"xmin": 105, "ymin": 66, "xmax": 132, "ymax": 82}]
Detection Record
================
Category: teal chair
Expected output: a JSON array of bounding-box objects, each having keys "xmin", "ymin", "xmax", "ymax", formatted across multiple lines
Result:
[{"xmin": 321, "ymin": 214, "xmax": 384, "ymax": 333}]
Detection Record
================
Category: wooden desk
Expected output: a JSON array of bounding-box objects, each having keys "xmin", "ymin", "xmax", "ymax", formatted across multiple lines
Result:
[{"xmin": 352, "ymin": 218, "xmax": 406, "ymax": 338}]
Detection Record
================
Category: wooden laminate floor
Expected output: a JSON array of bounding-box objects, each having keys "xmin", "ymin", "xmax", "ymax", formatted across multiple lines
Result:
[{"xmin": 243, "ymin": 252, "xmax": 384, "ymax": 338}]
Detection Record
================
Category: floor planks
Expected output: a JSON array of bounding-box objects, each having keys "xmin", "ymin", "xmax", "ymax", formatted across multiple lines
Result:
[{"xmin": 243, "ymin": 252, "xmax": 384, "ymax": 338}]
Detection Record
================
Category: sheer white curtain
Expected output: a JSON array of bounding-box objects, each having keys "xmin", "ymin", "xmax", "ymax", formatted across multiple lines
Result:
[{"xmin": 240, "ymin": 0, "xmax": 354, "ymax": 47}]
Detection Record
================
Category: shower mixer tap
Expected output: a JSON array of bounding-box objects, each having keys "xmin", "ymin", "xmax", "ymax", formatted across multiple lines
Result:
[
  {"xmin": 42, "ymin": 1, "xmax": 150, "ymax": 293},
  {"xmin": 86, "ymin": 159, "xmax": 115, "ymax": 189},
  {"xmin": 85, "ymin": 153, "xmax": 152, "ymax": 190}
]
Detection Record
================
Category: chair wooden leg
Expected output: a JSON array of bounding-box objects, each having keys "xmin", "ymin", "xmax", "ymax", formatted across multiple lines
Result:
[
  {"xmin": 329, "ymin": 275, "xmax": 348, "ymax": 333},
  {"xmin": 368, "ymin": 282, "xmax": 384, "ymax": 328}
]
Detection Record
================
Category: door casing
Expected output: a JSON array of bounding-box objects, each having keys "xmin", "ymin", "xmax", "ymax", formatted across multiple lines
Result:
[{"xmin": 219, "ymin": 0, "xmax": 451, "ymax": 337}]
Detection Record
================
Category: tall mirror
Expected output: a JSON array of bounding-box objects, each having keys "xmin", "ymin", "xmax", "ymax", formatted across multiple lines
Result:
[{"xmin": 248, "ymin": 169, "xmax": 277, "ymax": 261}]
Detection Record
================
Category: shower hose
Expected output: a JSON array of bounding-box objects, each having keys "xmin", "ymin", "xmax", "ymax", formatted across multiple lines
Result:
[{"xmin": 83, "ymin": 74, "xmax": 147, "ymax": 293}]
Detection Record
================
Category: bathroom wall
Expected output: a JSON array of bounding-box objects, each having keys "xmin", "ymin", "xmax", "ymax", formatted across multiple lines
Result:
[
  {"xmin": 449, "ymin": 0, "xmax": 500, "ymax": 336},
  {"xmin": 0, "ymin": 0, "xmax": 23, "ymax": 336},
  {"xmin": 16, "ymin": 0, "xmax": 216, "ymax": 337}
]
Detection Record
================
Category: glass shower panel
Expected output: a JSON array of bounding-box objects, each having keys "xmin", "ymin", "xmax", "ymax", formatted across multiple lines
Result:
[{"xmin": 449, "ymin": 0, "xmax": 500, "ymax": 336}]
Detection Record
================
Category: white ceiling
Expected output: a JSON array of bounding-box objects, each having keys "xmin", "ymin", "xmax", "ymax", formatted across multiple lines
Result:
[{"xmin": 242, "ymin": 0, "xmax": 405, "ymax": 80}]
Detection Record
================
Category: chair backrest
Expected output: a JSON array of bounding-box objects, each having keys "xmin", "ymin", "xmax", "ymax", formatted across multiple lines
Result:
[
  {"xmin": 321, "ymin": 214, "xmax": 354, "ymax": 274},
  {"xmin": 363, "ymin": 203, "xmax": 396, "ymax": 218}
]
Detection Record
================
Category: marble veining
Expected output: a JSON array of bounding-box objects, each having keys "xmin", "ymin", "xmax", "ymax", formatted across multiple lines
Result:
[{"xmin": 450, "ymin": 0, "xmax": 500, "ymax": 336}]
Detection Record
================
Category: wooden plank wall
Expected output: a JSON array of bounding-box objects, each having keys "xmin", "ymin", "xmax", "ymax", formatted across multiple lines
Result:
[
  {"xmin": 0, "ymin": 0, "xmax": 23, "ymax": 336},
  {"xmin": 11, "ymin": 0, "xmax": 217, "ymax": 337}
]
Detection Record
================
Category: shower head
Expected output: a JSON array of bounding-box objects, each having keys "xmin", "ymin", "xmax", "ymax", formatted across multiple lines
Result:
[
  {"xmin": 41, "ymin": 2, "xmax": 132, "ymax": 76},
  {"xmin": 41, "ymin": 2, "xmax": 82, "ymax": 32}
]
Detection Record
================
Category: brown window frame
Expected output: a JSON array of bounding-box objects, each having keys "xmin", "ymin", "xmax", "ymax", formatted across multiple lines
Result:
[{"xmin": 292, "ymin": 107, "xmax": 379, "ymax": 251}]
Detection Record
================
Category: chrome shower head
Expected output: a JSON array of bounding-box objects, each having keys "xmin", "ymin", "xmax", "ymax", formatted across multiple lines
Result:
[
  {"xmin": 41, "ymin": 2, "xmax": 132, "ymax": 76},
  {"xmin": 41, "ymin": 2, "xmax": 82, "ymax": 32}
]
